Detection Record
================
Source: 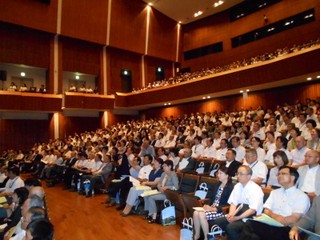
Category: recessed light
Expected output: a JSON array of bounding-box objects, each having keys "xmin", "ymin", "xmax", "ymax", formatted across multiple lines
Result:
[
  {"xmin": 240, "ymin": 90, "xmax": 244, "ymax": 93},
  {"xmin": 207, "ymin": 96, "xmax": 211, "ymax": 99},
  {"xmin": 168, "ymin": 103, "xmax": 171, "ymax": 105},
  {"xmin": 202, "ymin": 97, "xmax": 206, "ymax": 100},
  {"xmin": 20, "ymin": 72, "xmax": 26, "ymax": 77},
  {"xmin": 246, "ymin": 89, "xmax": 250, "ymax": 92},
  {"xmin": 164, "ymin": 103, "xmax": 167, "ymax": 106},
  {"xmin": 148, "ymin": 2, "xmax": 152, "ymax": 6},
  {"xmin": 307, "ymin": 77, "xmax": 312, "ymax": 81},
  {"xmin": 194, "ymin": 11, "xmax": 203, "ymax": 18},
  {"xmin": 75, "ymin": 75, "xmax": 80, "ymax": 80},
  {"xmin": 316, "ymin": 75, "xmax": 320, "ymax": 79}
]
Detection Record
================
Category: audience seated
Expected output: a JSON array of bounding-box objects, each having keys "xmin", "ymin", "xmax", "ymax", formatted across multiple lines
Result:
[
  {"xmin": 1, "ymin": 96, "xmax": 320, "ymax": 238},
  {"xmin": 132, "ymin": 39, "xmax": 320, "ymax": 93},
  {"xmin": 193, "ymin": 166, "xmax": 234, "ymax": 240},
  {"xmin": 297, "ymin": 150, "xmax": 320, "ymax": 199},
  {"xmin": 210, "ymin": 165, "xmax": 264, "ymax": 240},
  {"xmin": 144, "ymin": 160, "xmax": 179, "ymax": 223},
  {"xmin": 239, "ymin": 166, "xmax": 310, "ymax": 240},
  {"xmin": 289, "ymin": 195, "xmax": 320, "ymax": 240},
  {"xmin": 267, "ymin": 150, "xmax": 289, "ymax": 188}
]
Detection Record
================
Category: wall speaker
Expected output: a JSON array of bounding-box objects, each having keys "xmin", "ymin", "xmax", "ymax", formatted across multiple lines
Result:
[{"xmin": 0, "ymin": 71, "xmax": 7, "ymax": 81}]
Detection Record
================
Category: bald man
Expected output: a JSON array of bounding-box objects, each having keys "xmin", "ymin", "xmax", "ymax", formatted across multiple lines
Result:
[
  {"xmin": 28, "ymin": 187, "xmax": 45, "ymax": 200},
  {"xmin": 297, "ymin": 150, "xmax": 320, "ymax": 199}
]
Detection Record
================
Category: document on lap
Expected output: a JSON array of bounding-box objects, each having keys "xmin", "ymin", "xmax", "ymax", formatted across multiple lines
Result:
[{"xmin": 251, "ymin": 213, "xmax": 284, "ymax": 227}]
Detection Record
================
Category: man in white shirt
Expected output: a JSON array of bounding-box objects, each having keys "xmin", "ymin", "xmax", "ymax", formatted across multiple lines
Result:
[
  {"xmin": 231, "ymin": 136, "xmax": 246, "ymax": 162},
  {"xmin": 212, "ymin": 165, "xmax": 264, "ymax": 240},
  {"xmin": 290, "ymin": 136, "xmax": 310, "ymax": 168},
  {"xmin": 243, "ymin": 149, "xmax": 268, "ymax": 185},
  {"xmin": 215, "ymin": 138, "xmax": 228, "ymax": 161},
  {"xmin": 191, "ymin": 136, "xmax": 204, "ymax": 159},
  {"xmin": 252, "ymin": 122, "xmax": 266, "ymax": 141},
  {"xmin": 240, "ymin": 166, "xmax": 310, "ymax": 240},
  {"xmin": 0, "ymin": 166, "xmax": 24, "ymax": 197},
  {"xmin": 154, "ymin": 132, "xmax": 165, "ymax": 148},
  {"xmin": 297, "ymin": 150, "xmax": 320, "ymax": 198},
  {"xmin": 199, "ymin": 138, "xmax": 216, "ymax": 160}
]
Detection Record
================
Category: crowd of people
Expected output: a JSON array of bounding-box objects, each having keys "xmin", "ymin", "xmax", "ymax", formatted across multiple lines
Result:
[
  {"xmin": 7, "ymin": 82, "xmax": 46, "ymax": 93},
  {"xmin": 132, "ymin": 38, "xmax": 320, "ymax": 92},
  {"xmin": 0, "ymin": 165, "xmax": 53, "ymax": 240},
  {"xmin": 1, "ymin": 97, "xmax": 320, "ymax": 239},
  {"xmin": 68, "ymin": 84, "xmax": 98, "ymax": 94}
]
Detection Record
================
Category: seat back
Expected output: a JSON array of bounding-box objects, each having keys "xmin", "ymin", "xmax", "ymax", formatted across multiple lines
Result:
[
  {"xmin": 179, "ymin": 173, "xmax": 200, "ymax": 194},
  {"xmin": 194, "ymin": 159, "xmax": 212, "ymax": 175},
  {"xmin": 164, "ymin": 189, "xmax": 186, "ymax": 223},
  {"xmin": 198, "ymin": 176, "xmax": 219, "ymax": 200}
]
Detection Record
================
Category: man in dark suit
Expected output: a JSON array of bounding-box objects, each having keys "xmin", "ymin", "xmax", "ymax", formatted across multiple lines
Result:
[
  {"xmin": 222, "ymin": 149, "xmax": 242, "ymax": 177},
  {"xmin": 176, "ymin": 148, "xmax": 196, "ymax": 173}
]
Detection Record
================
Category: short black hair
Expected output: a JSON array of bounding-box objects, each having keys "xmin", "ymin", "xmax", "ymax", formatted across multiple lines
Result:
[
  {"xmin": 14, "ymin": 187, "xmax": 29, "ymax": 206},
  {"xmin": 24, "ymin": 178, "xmax": 42, "ymax": 187},
  {"xmin": 279, "ymin": 166, "xmax": 299, "ymax": 184},
  {"xmin": 8, "ymin": 166, "xmax": 20, "ymax": 176},
  {"xmin": 27, "ymin": 219, "xmax": 54, "ymax": 240}
]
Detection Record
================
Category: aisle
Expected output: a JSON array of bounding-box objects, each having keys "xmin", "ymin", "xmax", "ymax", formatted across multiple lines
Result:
[{"xmin": 43, "ymin": 183, "xmax": 180, "ymax": 240}]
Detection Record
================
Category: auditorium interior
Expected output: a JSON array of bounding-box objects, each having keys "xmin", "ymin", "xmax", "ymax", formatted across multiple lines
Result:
[{"xmin": 0, "ymin": 0, "xmax": 320, "ymax": 239}]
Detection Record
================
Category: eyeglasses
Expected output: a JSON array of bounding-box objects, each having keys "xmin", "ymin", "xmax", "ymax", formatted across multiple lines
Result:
[{"xmin": 236, "ymin": 172, "xmax": 249, "ymax": 176}]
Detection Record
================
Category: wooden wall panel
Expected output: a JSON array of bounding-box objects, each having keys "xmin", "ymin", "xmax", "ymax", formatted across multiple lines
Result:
[
  {"xmin": 107, "ymin": 48, "xmax": 142, "ymax": 94},
  {"xmin": 144, "ymin": 56, "xmax": 173, "ymax": 86},
  {"xmin": 61, "ymin": 37, "xmax": 101, "ymax": 75},
  {"xmin": 142, "ymin": 81, "xmax": 320, "ymax": 119},
  {"xmin": 61, "ymin": 0, "xmax": 108, "ymax": 44},
  {"xmin": 109, "ymin": 0, "xmax": 147, "ymax": 54},
  {"xmin": 0, "ymin": 92, "xmax": 62, "ymax": 111},
  {"xmin": 182, "ymin": 0, "xmax": 320, "ymax": 70},
  {"xmin": 0, "ymin": 23, "xmax": 51, "ymax": 68},
  {"xmin": 148, "ymin": 9, "xmax": 178, "ymax": 61},
  {"xmin": 64, "ymin": 93, "xmax": 114, "ymax": 110},
  {"xmin": 107, "ymin": 111, "xmax": 140, "ymax": 126},
  {"xmin": 0, "ymin": 119, "xmax": 51, "ymax": 152},
  {"xmin": 0, "ymin": 0, "xmax": 57, "ymax": 33},
  {"xmin": 59, "ymin": 116, "xmax": 101, "ymax": 138}
]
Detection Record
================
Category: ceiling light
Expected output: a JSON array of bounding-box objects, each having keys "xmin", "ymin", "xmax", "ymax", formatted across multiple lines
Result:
[
  {"xmin": 307, "ymin": 77, "xmax": 312, "ymax": 81},
  {"xmin": 194, "ymin": 11, "xmax": 203, "ymax": 18},
  {"xmin": 20, "ymin": 72, "xmax": 26, "ymax": 77},
  {"xmin": 214, "ymin": 0, "xmax": 224, "ymax": 7},
  {"xmin": 164, "ymin": 103, "xmax": 167, "ymax": 106},
  {"xmin": 240, "ymin": 90, "xmax": 244, "ymax": 93},
  {"xmin": 168, "ymin": 103, "xmax": 171, "ymax": 105},
  {"xmin": 75, "ymin": 75, "xmax": 80, "ymax": 80},
  {"xmin": 202, "ymin": 97, "xmax": 206, "ymax": 100},
  {"xmin": 316, "ymin": 75, "xmax": 320, "ymax": 79},
  {"xmin": 148, "ymin": 2, "xmax": 152, "ymax": 6},
  {"xmin": 178, "ymin": 21, "xmax": 182, "ymax": 24},
  {"xmin": 246, "ymin": 89, "xmax": 250, "ymax": 92},
  {"xmin": 207, "ymin": 96, "xmax": 211, "ymax": 99}
]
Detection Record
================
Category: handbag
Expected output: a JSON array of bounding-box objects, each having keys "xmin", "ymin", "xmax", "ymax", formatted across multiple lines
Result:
[
  {"xmin": 180, "ymin": 217, "xmax": 193, "ymax": 240},
  {"xmin": 161, "ymin": 200, "xmax": 176, "ymax": 226},
  {"xmin": 194, "ymin": 182, "xmax": 208, "ymax": 199},
  {"xmin": 196, "ymin": 161, "xmax": 205, "ymax": 174},
  {"xmin": 207, "ymin": 224, "xmax": 223, "ymax": 240},
  {"xmin": 209, "ymin": 163, "xmax": 220, "ymax": 177}
]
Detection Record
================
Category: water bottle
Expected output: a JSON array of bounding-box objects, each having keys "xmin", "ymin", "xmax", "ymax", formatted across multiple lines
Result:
[
  {"xmin": 84, "ymin": 180, "xmax": 90, "ymax": 196},
  {"xmin": 77, "ymin": 179, "xmax": 81, "ymax": 192},
  {"xmin": 71, "ymin": 175, "xmax": 75, "ymax": 188}
]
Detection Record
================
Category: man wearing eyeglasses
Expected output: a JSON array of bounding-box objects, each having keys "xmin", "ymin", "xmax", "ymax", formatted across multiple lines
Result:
[
  {"xmin": 210, "ymin": 165, "xmax": 264, "ymax": 240},
  {"xmin": 239, "ymin": 166, "xmax": 310, "ymax": 240},
  {"xmin": 243, "ymin": 149, "xmax": 268, "ymax": 186}
]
